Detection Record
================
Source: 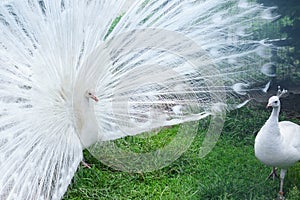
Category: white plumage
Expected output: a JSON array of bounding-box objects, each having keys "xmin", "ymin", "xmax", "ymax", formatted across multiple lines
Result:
[
  {"xmin": 255, "ymin": 89, "xmax": 300, "ymax": 198},
  {"xmin": 0, "ymin": 0, "xmax": 278, "ymax": 199}
]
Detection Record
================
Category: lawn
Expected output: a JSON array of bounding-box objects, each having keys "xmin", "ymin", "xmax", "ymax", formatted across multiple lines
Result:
[{"xmin": 63, "ymin": 106, "xmax": 300, "ymax": 200}]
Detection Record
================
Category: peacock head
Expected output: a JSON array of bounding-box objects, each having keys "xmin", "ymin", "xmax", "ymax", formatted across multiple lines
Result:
[{"xmin": 85, "ymin": 90, "xmax": 99, "ymax": 102}]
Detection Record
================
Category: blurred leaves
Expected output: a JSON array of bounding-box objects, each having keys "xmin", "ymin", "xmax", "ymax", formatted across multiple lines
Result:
[{"xmin": 257, "ymin": 0, "xmax": 300, "ymax": 85}]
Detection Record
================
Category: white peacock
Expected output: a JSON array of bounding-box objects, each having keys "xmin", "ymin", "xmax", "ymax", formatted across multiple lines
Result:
[{"xmin": 0, "ymin": 0, "xmax": 278, "ymax": 199}]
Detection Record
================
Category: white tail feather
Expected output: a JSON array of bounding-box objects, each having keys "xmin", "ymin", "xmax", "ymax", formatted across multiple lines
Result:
[{"xmin": 0, "ymin": 115, "xmax": 82, "ymax": 199}]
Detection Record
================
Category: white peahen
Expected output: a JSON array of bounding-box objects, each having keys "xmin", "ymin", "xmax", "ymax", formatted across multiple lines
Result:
[
  {"xmin": 0, "ymin": 0, "xmax": 278, "ymax": 199},
  {"xmin": 255, "ymin": 88, "xmax": 300, "ymax": 198}
]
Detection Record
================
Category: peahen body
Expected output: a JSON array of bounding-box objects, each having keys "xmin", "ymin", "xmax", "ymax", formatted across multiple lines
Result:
[
  {"xmin": 255, "ymin": 89, "xmax": 300, "ymax": 198},
  {"xmin": 0, "ymin": 0, "xmax": 278, "ymax": 199}
]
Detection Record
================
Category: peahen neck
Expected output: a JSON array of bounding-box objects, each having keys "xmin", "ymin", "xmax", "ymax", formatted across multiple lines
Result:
[
  {"xmin": 269, "ymin": 106, "xmax": 280, "ymax": 123},
  {"xmin": 265, "ymin": 105, "xmax": 281, "ymax": 137}
]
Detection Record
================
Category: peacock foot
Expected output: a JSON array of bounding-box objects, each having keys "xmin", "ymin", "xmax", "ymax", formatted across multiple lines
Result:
[{"xmin": 81, "ymin": 160, "xmax": 92, "ymax": 169}]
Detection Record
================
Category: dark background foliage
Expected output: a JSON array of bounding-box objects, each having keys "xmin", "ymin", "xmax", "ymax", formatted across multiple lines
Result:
[{"xmin": 259, "ymin": 0, "xmax": 300, "ymax": 87}]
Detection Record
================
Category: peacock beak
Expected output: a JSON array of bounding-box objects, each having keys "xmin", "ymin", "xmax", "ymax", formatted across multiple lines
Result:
[
  {"xmin": 90, "ymin": 95, "xmax": 99, "ymax": 102},
  {"xmin": 266, "ymin": 103, "xmax": 271, "ymax": 108}
]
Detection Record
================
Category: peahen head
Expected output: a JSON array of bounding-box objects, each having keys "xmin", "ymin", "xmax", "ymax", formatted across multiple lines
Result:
[
  {"xmin": 267, "ymin": 96, "xmax": 280, "ymax": 108},
  {"xmin": 267, "ymin": 86, "xmax": 288, "ymax": 108}
]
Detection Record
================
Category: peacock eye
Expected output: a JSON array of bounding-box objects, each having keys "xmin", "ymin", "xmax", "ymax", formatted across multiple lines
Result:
[
  {"xmin": 274, "ymin": 101, "xmax": 278, "ymax": 103},
  {"xmin": 88, "ymin": 92, "xmax": 92, "ymax": 95}
]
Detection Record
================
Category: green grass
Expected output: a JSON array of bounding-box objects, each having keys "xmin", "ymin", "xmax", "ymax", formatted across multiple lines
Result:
[{"xmin": 63, "ymin": 106, "xmax": 300, "ymax": 200}]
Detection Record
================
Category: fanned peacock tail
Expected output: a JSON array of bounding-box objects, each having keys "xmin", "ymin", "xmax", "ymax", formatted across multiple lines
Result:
[{"xmin": 0, "ymin": 0, "xmax": 125, "ymax": 199}]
